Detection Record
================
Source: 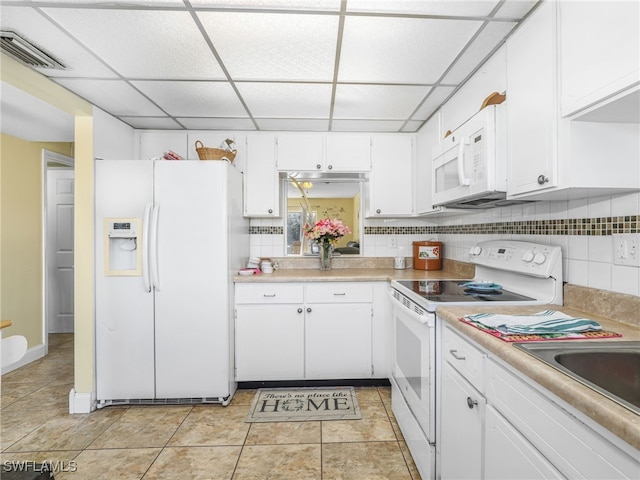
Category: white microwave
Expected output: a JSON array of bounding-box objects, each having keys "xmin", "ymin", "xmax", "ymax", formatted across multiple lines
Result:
[{"xmin": 432, "ymin": 104, "xmax": 514, "ymax": 209}]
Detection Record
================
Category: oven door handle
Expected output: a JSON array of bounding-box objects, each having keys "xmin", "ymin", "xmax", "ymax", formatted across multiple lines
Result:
[{"xmin": 388, "ymin": 290, "xmax": 433, "ymax": 326}]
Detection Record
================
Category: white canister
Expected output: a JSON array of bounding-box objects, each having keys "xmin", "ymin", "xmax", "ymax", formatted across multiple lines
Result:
[{"xmin": 394, "ymin": 257, "xmax": 406, "ymax": 269}]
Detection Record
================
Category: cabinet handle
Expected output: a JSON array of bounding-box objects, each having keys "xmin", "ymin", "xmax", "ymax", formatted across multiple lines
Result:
[
  {"xmin": 268, "ymin": 208, "xmax": 273, "ymax": 214},
  {"xmin": 467, "ymin": 397, "xmax": 478, "ymax": 409},
  {"xmin": 297, "ymin": 308, "xmax": 303, "ymax": 313},
  {"xmin": 537, "ymin": 175, "xmax": 550, "ymax": 185},
  {"xmin": 327, "ymin": 164, "xmax": 333, "ymax": 170},
  {"xmin": 333, "ymin": 292, "xmax": 346, "ymax": 296},
  {"xmin": 263, "ymin": 293, "xmax": 276, "ymax": 297},
  {"xmin": 376, "ymin": 209, "xmax": 381, "ymax": 214},
  {"xmin": 316, "ymin": 164, "xmax": 322, "ymax": 170},
  {"xmin": 306, "ymin": 307, "xmax": 312, "ymax": 313},
  {"xmin": 449, "ymin": 349, "xmax": 466, "ymax": 360}
]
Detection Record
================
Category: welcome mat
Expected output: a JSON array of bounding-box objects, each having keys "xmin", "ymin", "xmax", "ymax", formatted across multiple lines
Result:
[{"xmin": 245, "ymin": 387, "xmax": 362, "ymax": 423}]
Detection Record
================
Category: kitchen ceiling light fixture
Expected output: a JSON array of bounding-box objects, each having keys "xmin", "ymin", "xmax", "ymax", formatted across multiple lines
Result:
[{"xmin": 0, "ymin": 31, "xmax": 65, "ymax": 70}]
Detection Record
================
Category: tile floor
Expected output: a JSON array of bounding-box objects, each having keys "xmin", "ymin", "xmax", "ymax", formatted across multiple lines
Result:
[{"xmin": 1, "ymin": 334, "xmax": 421, "ymax": 479}]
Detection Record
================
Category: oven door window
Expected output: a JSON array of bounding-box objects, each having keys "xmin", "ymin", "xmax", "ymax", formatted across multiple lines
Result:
[{"xmin": 392, "ymin": 303, "xmax": 435, "ymax": 442}]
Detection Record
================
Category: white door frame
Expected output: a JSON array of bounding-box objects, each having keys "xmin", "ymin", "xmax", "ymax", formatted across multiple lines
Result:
[{"xmin": 42, "ymin": 149, "xmax": 74, "ymax": 352}]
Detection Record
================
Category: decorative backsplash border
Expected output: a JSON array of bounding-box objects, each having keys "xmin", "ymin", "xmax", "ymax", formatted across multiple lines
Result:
[
  {"xmin": 250, "ymin": 216, "xmax": 638, "ymax": 236},
  {"xmin": 366, "ymin": 215, "xmax": 638, "ymax": 236}
]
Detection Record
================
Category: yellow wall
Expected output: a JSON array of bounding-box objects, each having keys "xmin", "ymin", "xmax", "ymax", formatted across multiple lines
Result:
[
  {"xmin": 0, "ymin": 134, "xmax": 73, "ymax": 346},
  {"xmin": 288, "ymin": 197, "xmax": 357, "ymax": 247}
]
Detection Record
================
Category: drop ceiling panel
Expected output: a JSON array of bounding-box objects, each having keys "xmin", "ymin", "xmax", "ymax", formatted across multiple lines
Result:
[
  {"xmin": 54, "ymin": 79, "xmax": 166, "ymax": 116},
  {"xmin": 190, "ymin": 0, "xmax": 341, "ymax": 11},
  {"xmin": 411, "ymin": 85, "xmax": 457, "ymax": 121},
  {"xmin": 198, "ymin": 11, "xmax": 338, "ymax": 81},
  {"xmin": 495, "ymin": 0, "xmax": 540, "ymax": 19},
  {"xmin": 237, "ymin": 82, "xmax": 332, "ymax": 118},
  {"xmin": 131, "ymin": 80, "xmax": 247, "ymax": 117},
  {"xmin": 41, "ymin": 8, "xmax": 225, "ymax": 79},
  {"xmin": 33, "ymin": 0, "xmax": 184, "ymax": 4},
  {"xmin": 333, "ymin": 84, "xmax": 431, "ymax": 119},
  {"xmin": 441, "ymin": 21, "xmax": 516, "ymax": 84},
  {"xmin": 118, "ymin": 117, "xmax": 183, "ymax": 129},
  {"xmin": 177, "ymin": 117, "xmax": 256, "ymax": 130},
  {"xmin": 339, "ymin": 15, "xmax": 483, "ymax": 84},
  {"xmin": 346, "ymin": 0, "xmax": 501, "ymax": 17},
  {"xmin": 0, "ymin": 6, "xmax": 117, "ymax": 78}
]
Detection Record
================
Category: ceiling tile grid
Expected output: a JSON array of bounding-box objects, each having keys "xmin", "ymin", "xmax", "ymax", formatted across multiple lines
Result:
[{"xmin": 1, "ymin": 0, "xmax": 540, "ymax": 134}]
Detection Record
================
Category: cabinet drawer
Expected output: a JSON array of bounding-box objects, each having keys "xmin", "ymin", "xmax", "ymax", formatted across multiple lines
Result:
[
  {"xmin": 305, "ymin": 282, "xmax": 373, "ymax": 303},
  {"xmin": 442, "ymin": 326, "xmax": 485, "ymax": 391},
  {"xmin": 235, "ymin": 283, "xmax": 303, "ymax": 304}
]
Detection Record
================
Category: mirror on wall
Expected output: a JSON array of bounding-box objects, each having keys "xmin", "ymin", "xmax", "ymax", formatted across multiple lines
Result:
[{"xmin": 285, "ymin": 177, "xmax": 363, "ymax": 256}]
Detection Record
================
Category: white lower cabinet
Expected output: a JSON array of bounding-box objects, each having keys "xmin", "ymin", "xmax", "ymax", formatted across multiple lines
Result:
[
  {"xmin": 439, "ymin": 325, "xmax": 640, "ymax": 480},
  {"xmin": 235, "ymin": 282, "xmax": 374, "ymax": 381},
  {"xmin": 305, "ymin": 303, "xmax": 372, "ymax": 379},
  {"xmin": 440, "ymin": 361, "xmax": 485, "ymax": 480},
  {"xmin": 235, "ymin": 304, "xmax": 304, "ymax": 381},
  {"xmin": 485, "ymin": 405, "xmax": 563, "ymax": 480}
]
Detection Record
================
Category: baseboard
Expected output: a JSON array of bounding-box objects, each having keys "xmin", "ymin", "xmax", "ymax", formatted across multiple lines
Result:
[
  {"xmin": 238, "ymin": 378, "xmax": 391, "ymax": 390},
  {"xmin": 48, "ymin": 318, "xmax": 74, "ymax": 333},
  {"xmin": 1, "ymin": 343, "xmax": 46, "ymax": 375},
  {"xmin": 69, "ymin": 388, "xmax": 96, "ymax": 414}
]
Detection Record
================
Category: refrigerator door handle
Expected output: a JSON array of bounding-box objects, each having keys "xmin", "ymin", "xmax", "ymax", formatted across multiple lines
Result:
[
  {"xmin": 150, "ymin": 203, "xmax": 160, "ymax": 291},
  {"xmin": 142, "ymin": 203, "xmax": 152, "ymax": 292}
]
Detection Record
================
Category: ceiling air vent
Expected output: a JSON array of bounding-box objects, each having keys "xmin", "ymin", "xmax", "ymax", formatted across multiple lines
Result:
[{"xmin": 0, "ymin": 31, "xmax": 65, "ymax": 69}]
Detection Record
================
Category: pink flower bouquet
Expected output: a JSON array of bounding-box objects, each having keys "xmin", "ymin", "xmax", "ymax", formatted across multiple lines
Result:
[{"xmin": 303, "ymin": 218, "xmax": 351, "ymax": 246}]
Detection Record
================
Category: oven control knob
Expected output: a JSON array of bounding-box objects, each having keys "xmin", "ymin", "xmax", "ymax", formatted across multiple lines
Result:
[
  {"xmin": 470, "ymin": 246, "xmax": 482, "ymax": 256},
  {"xmin": 522, "ymin": 250, "xmax": 534, "ymax": 262},
  {"xmin": 533, "ymin": 252, "xmax": 547, "ymax": 265}
]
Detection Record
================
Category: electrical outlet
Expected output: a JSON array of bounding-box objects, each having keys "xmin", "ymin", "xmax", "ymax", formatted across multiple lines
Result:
[
  {"xmin": 389, "ymin": 236, "xmax": 397, "ymax": 248},
  {"xmin": 613, "ymin": 233, "xmax": 640, "ymax": 267}
]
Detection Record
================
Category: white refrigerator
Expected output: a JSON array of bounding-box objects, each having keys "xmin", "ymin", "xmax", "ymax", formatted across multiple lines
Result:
[{"xmin": 94, "ymin": 159, "xmax": 248, "ymax": 406}]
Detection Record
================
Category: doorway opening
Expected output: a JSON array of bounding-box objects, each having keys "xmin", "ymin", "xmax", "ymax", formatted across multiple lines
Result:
[{"xmin": 43, "ymin": 149, "xmax": 74, "ymax": 352}]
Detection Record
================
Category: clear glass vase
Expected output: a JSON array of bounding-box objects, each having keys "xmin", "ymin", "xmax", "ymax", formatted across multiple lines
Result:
[{"xmin": 318, "ymin": 242, "xmax": 333, "ymax": 270}]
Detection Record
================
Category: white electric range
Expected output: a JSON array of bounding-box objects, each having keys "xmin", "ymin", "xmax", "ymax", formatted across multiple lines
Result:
[{"xmin": 389, "ymin": 240, "xmax": 563, "ymax": 480}]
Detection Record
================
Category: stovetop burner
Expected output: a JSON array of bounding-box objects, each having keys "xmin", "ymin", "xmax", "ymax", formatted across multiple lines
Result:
[{"xmin": 395, "ymin": 280, "xmax": 535, "ymax": 303}]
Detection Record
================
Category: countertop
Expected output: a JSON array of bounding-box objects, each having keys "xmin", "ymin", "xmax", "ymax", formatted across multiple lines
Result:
[
  {"xmin": 234, "ymin": 268, "xmax": 470, "ymax": 283},
  {"xmin": 437, "ymin": 304, "xmax": 640, "ymax": 451}
]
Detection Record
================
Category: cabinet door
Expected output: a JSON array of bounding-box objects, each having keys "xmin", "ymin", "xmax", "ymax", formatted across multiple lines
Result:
[
  {"xmin": 276, "ymin": 135, "xmax": 324, "ymax": 171},
  {"xmin": 305, "ymin": 303, "xmax": 372, "ymax": 379},
  {"xmin": 368, "ymin": 135, "xmax": 414, "ymax": 216},
  {"xmin": 325, "ymin": 135, "xmax": 371, "ymax": 172},
  {"xmin": 559, "ymin": 1, "xmax": 639, "ymax": 117},
  {"xmin": 506, "ymin": 1, "xmax": 558, "ymax": 196},
  {"xmin": 244, "ymin": 135, "xmax": 280, "ymax": 217},
  {"xmin": 485, "ymin": 405, "xmax": 564, "ymax": 480},
  {"xmin": 439, "ymin": 361, "xmax": 485, "ymax": 480},
  {"xmin": 235, "ymin": 304, "xmax": 304, "ymax": 381}
]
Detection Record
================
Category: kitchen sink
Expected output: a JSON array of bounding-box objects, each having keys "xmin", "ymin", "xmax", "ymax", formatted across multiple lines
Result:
[{"xmin": 513, "ymin": 341, "xmax": 640, "ymax": 415}]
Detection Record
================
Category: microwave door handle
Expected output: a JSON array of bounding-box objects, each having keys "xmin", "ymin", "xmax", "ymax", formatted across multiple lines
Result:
[{"xmin": 457, "ymin": 137, "xmax": 471, "ymax": 186}]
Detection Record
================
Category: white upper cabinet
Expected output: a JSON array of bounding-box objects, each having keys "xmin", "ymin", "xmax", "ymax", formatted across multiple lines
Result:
[
  {"xmin": 325, "ymin": 135, "xmax": 371, "ymax": 172},
  {"xmin": 276, "ymin": 134, "xmax": 371, "ymax": 172},
  {"xmin": 506, "ymin": 1, "xmax": 640, "ymax": 200},
  {"xmin": 244, "ymin": 135, "xmax": 280, "ymax": 218},
  {"xmin": 559, "ymin": 1, "xmax": 639, "ymax": 120},
  {"xmin": 367, "ymin": 135, "xmax": 414, "ymax": 217},
  {"xmin": 505, "ymin": 0, "xmax": 558, "ymax": 197}
]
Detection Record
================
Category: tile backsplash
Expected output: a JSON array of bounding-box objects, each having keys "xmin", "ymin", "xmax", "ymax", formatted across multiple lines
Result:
[{"xmin": 249, "ymin": 193, "xmax": 640, "ymax": 297}]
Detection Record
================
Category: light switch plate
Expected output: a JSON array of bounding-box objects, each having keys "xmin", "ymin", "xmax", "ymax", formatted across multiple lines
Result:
[{"xmin": 613, "ymin": 233, "xmax": 640, "ymax": 267}]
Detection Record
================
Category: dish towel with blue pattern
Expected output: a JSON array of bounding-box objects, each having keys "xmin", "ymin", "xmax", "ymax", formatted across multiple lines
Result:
[{"xmin": 463, "ymin": 310, "xmax": 603, "ymax": 335}]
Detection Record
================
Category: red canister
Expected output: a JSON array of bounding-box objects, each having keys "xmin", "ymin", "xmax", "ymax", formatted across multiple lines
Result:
[{"xmin": 413, "ymin": 241, "xmax": 443, "ymax": 270}]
